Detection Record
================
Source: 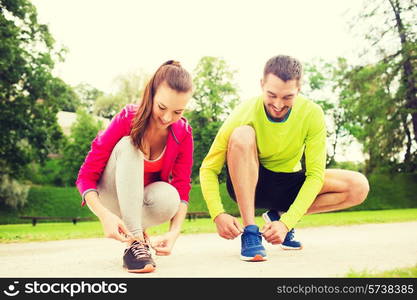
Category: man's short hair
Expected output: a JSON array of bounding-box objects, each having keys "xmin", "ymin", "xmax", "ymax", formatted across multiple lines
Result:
[{"xmin": 263, "ymin": 55, "xmax": 303, "ymax": 83}]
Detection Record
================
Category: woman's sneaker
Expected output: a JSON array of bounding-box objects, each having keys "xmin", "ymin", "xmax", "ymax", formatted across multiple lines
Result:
[
  {"xmin": 123, "ymin": 240, "xmax": 156, "ymax": 273},
  {"xmin": 240, "ymin": 225, "xmax": 267, "ymax": 261},
  {"xmin": 262, "ymin": 210, "xmax": 303, "ymax": 250}
]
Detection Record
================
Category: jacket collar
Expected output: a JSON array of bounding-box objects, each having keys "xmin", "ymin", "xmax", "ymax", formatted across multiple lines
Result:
[{"xmin": 169, "ymin": 117, "xmax": 190, "ymax": 144}]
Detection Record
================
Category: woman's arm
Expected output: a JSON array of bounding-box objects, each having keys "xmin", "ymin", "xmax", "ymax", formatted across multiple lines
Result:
[
  {"xmin": 85, "ymin": 191, "xmax": 133, "ymax": 242},
  {"xmin": 76, "ymin": 106, "xmax": 132, "ymax": 206},
  {"xmin": 168, "ymin": 202, "xmax": 188, "ymax": 234},
  {"xmin": 150, "ymin": 202, "xmax": 188, "ymax": 255}
]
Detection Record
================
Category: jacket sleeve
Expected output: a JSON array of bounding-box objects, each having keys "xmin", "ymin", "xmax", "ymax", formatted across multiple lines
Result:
[
  {"xmin": 75, "ymin": 106, "xmax": 131, "ymax": 205},
  {"xmin": 170, "ymin": 127, "xmax": 194, "ymax": 203}
]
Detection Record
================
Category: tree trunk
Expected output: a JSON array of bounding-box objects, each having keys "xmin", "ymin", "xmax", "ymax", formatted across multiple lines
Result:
[{"xmin": 389, "ymin": 0, "xmax": 417, "ymax": 143}]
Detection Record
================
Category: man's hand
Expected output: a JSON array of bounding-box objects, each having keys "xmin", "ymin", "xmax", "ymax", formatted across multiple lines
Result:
[
  {"xmin": 214, "ymin": 213, "xmax": 244, "ymax": 240},
  {"xmin": 262, "ymin": 221, "xmax": 289, "ymax": 245}
]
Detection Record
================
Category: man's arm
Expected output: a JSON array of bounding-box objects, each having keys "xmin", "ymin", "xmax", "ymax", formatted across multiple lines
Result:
[
  {"xmin": 279, "ymin": 105, "xmax": 327, "ymax": 230},
  {"xmin": 199, "ymin": 127, "xmax": 228, "ymax": 219},
  {"xmin": 199, "ymin": 109, "xmax": 245, "ymax": 239}
]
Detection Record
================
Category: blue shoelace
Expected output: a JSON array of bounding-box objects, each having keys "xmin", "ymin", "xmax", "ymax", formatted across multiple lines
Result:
[
  {"xmin": 243, "ymin": 231, "xmax": 262, "ymax": 247},
  {"xmin": 285, "ymin": 229, "xmax": 295, "ymax": 241}
]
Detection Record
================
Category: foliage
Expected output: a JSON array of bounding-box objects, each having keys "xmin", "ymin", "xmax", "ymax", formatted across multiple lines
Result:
[
  {"xmin": 0, "ymin": 0, "xmax": 77, "ymax": 207},
  {"xmin": 93, "ymin": 71, "xmax": 148, "ymax": 118},
  {"xmin": 73, "ymin": 82, "xmax": 103, "ymax": 114},
  {"xmin": 60, "ymin": 108, "xmax": 104, "ymax": 186},
  {"xmin": 1, "ymin": 173, "xmax": 417, "ymax": 225},
  {"xmin": 185, "ymin": 56, "xmax": 239, "ymax": 182},
  {"xmin": 24, "ymin": 158, "xmax": 66, "ymax": 186},
  {"xmin": 303, "ymin": 59, "xmax": 354, "ymax": 166},
  {"xmin": 341, "ymin": 0, "xmax": 417, "ymax": 174},
  {"xmin": 93, "ymin": 93, "xmax": 125, "ymax": 119},
  {"xmin": 347, "ymin": 172, "xmax": 417, "ymax": 211},
  {"xmin": 0, "ymin": 174, "xmax": 29, "ymax": 209},
  {"xmin": 328, "ymin": 161, "xmax": 366, "ymax": 173}
]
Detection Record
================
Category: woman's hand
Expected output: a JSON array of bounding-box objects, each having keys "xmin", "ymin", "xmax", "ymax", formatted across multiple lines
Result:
[
  {"xmin": 150, "ymin": 231, "xmax": 179, "ymax": 256},
  {"xmin": 99, "ymin": 211, "xmax": 133, "ymax": 242}
]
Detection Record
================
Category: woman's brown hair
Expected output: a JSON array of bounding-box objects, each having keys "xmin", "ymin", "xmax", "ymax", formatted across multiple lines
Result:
[{"xmin": 130, "ymin": 60, "xmax": 192, "ymax": 154}]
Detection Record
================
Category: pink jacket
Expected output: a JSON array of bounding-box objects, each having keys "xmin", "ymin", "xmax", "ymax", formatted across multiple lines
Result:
[{"xmin": 75, "ymin": 104, "xmax": 194, "ymax": 206}]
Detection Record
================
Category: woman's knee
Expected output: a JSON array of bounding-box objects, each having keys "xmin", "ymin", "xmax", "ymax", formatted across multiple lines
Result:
[
  {"xmin": 142, "ymin": 182, "xmax": 180, "ymax": 227},
  {"xmin": 144, "ymin": 182, "xmax": 180, "ymax": 209},
  {"xmin": 114, "ymin": 136, "xmax": 143, "ymax": 157}
]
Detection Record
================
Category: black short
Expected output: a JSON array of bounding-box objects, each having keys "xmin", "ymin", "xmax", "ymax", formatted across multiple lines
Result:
[{"xmin": 226, "ymin": 164, "xmax": 306, "ymax": 212}]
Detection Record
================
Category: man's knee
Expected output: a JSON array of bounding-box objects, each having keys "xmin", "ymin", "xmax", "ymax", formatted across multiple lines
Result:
[
  {"xmin": 228, "ymin": 125, "xmax": 256, "ymax": 152},
  {"xmin": 348, "ymin": 172, "xmax": 369, "ymax": 206}
]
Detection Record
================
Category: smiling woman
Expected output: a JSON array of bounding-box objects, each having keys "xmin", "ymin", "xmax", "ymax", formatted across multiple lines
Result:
[{"xmin": 75, "ymin": 60, "xmax": 194, "ymax": 273}]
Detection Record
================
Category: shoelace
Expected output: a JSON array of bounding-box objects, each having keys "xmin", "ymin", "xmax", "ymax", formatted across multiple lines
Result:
[
  {"xmin": 285, "ymin": 229, "xmax": 295, "ymax": 241},
  {"xmin": 243, "ymin": 231, "xmax": 262, "ymax": 247},
  {"xmin": 129, "ymin": 241, "xmax": 151, "ymax": 259}
]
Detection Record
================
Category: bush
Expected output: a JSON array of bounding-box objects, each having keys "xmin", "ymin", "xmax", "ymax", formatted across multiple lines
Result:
[
  {"xmin": 1, "ymin": 173, "xmax": 415, "ymax": 224},
  {"xmin": 0, "ymin": 175, "xmax": 30, "ymax": 209},
  {"xmin": 349, "ymin": 172, "xmax": 417, "ymax": 211},
  {"xmin": 61, "ymin": 109, "xmax": 104, "ymax": 186},
  {"xmin": 24, "ymin": 159, "xmax": 66, "ymax": 186},
  {"xmin": 328, "ymin": 161, "xmax": 366, "ymax": 173}
]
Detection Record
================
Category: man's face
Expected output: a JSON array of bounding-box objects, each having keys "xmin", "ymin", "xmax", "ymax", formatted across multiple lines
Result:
[{"xmin": 261, "ymin": 73, "xmax": 300, "ymax": 121}]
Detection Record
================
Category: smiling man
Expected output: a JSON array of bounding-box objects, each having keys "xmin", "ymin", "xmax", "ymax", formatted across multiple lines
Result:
[{"xmin": 199, "ymin": 55, "xmax": 370, "ymax": 262}]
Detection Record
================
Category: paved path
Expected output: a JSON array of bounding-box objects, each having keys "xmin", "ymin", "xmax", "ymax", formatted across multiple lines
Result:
[{"xmin": 1, "ymin": 222, "xmax": 416, "ymax": 277}]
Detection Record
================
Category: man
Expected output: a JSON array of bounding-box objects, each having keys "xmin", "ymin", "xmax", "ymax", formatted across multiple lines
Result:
[{"xmin": 199, "ymin": 55, "xmax": 369, "ymax": 261}]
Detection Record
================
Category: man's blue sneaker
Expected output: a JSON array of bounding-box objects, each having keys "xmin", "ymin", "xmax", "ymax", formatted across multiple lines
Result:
[
  {"xmin": 240, "ymin": 225, "xmax": 267, "ymax": 261},
  {"xmin": 262, "ymin": 210, "xmax": 303, "ymax": 250}
]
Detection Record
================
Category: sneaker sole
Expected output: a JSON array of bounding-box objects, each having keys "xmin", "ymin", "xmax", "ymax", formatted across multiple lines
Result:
[
  {"xmin": 240, "ymin": 254, "xmax": 267, "ymax": 262},
  {"xmin": 125, "ymin": 264, "xmax": 156, "ymax": 273},
  {"xmin": 281, "ymin": 244, "xmax": 303, "ymax": 250}
]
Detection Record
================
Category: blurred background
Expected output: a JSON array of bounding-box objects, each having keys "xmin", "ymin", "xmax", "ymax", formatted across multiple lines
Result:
[{"xmin": 1, "ymin": 0, "xmax": 416, "ymax": 223}]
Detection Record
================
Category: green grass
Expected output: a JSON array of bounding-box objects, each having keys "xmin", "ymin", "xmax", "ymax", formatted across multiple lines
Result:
[
  {"xmin": 295, "ymin": 208, "xmax": 417, "ymax": 228},
  {"xmin": 1, "ymin": 208, "xmax": 416, "ymax": 243},
  {"xmin": 346, "ymin": 264, "xmax": 417, "ymax": 278}
]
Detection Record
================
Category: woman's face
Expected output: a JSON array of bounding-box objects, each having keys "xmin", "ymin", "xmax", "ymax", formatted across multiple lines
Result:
[{"xmin": 152, "ymin": 82, "xmax": 192, "ymax": 129}]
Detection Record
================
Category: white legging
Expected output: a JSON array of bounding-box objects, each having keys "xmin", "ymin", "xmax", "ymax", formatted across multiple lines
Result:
[{"xmin": 97, "ymin": 136, "xmax": 180, "ymax": 238}]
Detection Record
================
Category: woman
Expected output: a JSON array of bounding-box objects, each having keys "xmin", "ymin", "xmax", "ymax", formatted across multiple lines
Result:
[{"xmin": 76, "ymin": 60, "xmax": 194, "ymax": 273}]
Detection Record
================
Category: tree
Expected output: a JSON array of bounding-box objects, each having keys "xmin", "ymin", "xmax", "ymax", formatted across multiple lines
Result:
[
  {"xmin": 94, "ymin": 93, "xmax": 126, "ymax": 119},
  {"xmin": 0, "ymin": 0, "xmax": 68, "ymax": 182},
  {"xmin": 185, "ymin": 56, "xmax": 239, "ymax": 182},
  {"xmin": 94, "ymin": 71, "xmax": 148, "ymax": 119},
  {"xmin": 73, "ymin": 82, "xmax": 103, "ymax": 114},
  {"xmin": 303, "ymin": 59, "xmax": 352, "ymax": 167},
  {"xmin": 341, "ymin": 0, "xmax": 417, "ymax": 173},
  {"xmin": 61, "ymin": 108, "xmax": 104, "ymax": 186}
]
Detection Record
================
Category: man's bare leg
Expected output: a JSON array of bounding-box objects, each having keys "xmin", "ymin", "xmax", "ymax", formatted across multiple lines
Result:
[
  {"xmin": 307, "ymin": 169, "xmax": 369, "ymax": 214},
  {"xmin": 227, "ymin": 126, "xmax": 259, "ymax": 227}
]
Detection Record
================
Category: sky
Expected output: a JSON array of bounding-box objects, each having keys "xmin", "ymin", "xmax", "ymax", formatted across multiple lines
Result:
[{"xmin": 31, "ymin": 0, "xmax": 367, "ymax": 161}]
